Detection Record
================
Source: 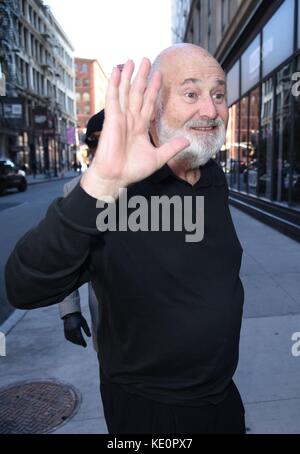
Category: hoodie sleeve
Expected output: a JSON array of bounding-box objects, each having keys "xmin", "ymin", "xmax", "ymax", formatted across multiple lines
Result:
[{"xmin": 5, "ymin": 182, "xmax": 102, "ymax": 310}]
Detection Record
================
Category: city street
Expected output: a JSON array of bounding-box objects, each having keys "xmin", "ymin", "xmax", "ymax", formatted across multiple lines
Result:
[
  {"xmin": 0, "ymin": 177, "xmax": 76, "ymax": 324},
  {"xmin": 1, "ymin": 0, "xmax": 300, "ymax": 438}
]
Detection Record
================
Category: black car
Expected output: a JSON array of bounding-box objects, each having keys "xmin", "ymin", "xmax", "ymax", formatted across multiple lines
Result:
[{"xmin": 0, "ymin": 158, "xmax": 28, "ymax": 195}]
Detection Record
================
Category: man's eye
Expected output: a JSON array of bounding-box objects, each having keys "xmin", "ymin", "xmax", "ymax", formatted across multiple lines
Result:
[
  {"xmin": 213, "ymin": 93, "xmax": 225, "ymax": 101},
  {"xmin": 184, "ymin": 92, "xmax": 197, "ymax": 100}
]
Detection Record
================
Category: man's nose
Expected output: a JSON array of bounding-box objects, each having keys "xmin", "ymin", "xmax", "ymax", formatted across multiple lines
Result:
[{"xmin": 197, "ymin": 95, "xmax": 218, "ymax": 119}]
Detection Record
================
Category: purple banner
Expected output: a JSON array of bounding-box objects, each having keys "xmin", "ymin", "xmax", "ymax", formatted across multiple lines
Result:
[{"xmin": 67, "ymin": 127, "xmax": 76, "ymax": 145}]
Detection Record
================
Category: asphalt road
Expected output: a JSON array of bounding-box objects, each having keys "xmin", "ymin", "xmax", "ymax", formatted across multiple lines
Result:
[{"xmin": 0, "ymin": 180, "xmax": 69, "ymax": 323}]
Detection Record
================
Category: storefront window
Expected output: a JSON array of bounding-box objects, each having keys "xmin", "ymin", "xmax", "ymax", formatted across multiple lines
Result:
[
  {"xmin": 227, "ymin": 61, "xmax": 240, "ymax": 106},
  {"xmin": 292, "ymin": 58, "xmax": 300, "ymax": 208},
  {"xmin": 274, "ymin": 62, "xmax": 293, "ymax": 204},
  {"xmin": 226, "ymin": 102, "xmax": 240, "ymax": 190},
  {"xmin": 262, "ymin": 0, "xmax": 294, "ymax": 77},
  {"xmin": 260, "ymin": 77, "xmax": 274, "ymax": 199},
  {"xmin": 298, "ymin": 0, "xmax": 300, "ymax": 49},
  {"xmin": 241, "ymin": 35, "xmax": 260, "ymax": 95},
  {"xmin": 248, "ymin": 87, "xmax": 260, "ymax": 196},
  {"xmin": 239, "ymin": 96, "xmax": 249, "ymax": 192}
]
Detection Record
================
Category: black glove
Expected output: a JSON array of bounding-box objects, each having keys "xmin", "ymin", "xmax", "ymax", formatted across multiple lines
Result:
[{"xmin": 63, "ymin": 312, "xmax": 91, "ymax": 348}]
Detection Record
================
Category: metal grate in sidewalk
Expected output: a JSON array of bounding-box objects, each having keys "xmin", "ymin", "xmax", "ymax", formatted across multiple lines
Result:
[{"xmin": 0, "ymin": 380, "xmax": 81, "ymax": 434}]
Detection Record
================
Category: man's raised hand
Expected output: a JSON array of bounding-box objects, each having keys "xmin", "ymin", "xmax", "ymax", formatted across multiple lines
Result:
[{"xmin": 80, "ymin": 58, "xmax": 189, "ymax": 200}]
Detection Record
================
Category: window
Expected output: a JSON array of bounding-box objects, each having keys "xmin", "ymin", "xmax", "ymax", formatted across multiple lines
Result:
[
  {"xmin": 195, "ymin": 0, "xmax": 201, "ymax": 43},
  {"xmin": 81, "ymin": 63, "xmax": 88, "ymax": 73},
  {"xmin": 31, "ymin": 34, "xmax": 34, "ymax": 57},
  {"xmin": 32, "ymin": 69, "xmax": 37, "ymax": 92},
  {"xmin": 225, "ymin": 102, "xmax": 240, "ymax": 190},
  {"xmin": 29, "ymin": 5, "xmax": 33, "ymax": 23},
  {"xmin": 82, "ymin": 92, "xmax": 90, "ymax": 102},
  {"xmin": 47, "ymin": 80, "xmax": 53, "ymax": 97},
  {"xmin": 262, "ymin": 0, "xmax": 294, "ymax": 77},
  {"xmin": 207, "ymin": 0, "xmax": 211, "ymax": 16},
  {"xmin": 247, "ymin": 87, "xmax": 260, "ymax": 195},
  {"xmin": 35, "ymin": 40, "xmax": 39, "ymax": 60},
  {"xmin": 241, "ymin": 35, "xmax": 260, "ymax": 95},
  {"xmin": 227, "ymin": 61, "xmax": 240, "ymax": 106},
  {"xmin": 274, "ymin": 62, "xmax": 293, "ymax": 203},
  {"xmin": 293, "ymin": 57, "xmax": 300, "ymax": 207},
  {"xmin": 67, "ymin": 97, "xmax": 75, "ymax": 116},
  {"xmin": 260, "ymin": 77, "xmax": 274, "ymax": 198},
  {"xmin": 41, "ymin": 74, "xmax": 45, "ymax": 95},
  {"xmin": 24, "ymin": 62, "xmax": 29, "ymax": 88},
  {"xmin": 23, "ymin": 28, "xmax": 28, "ymax": 52},
  {"xmin": 221, "ymin": 0, "xmax": 227, "ymax": 33},
  {"xmin": 82, "ymin": 78, "xmax": 90, "ymax": 87},
  {"xmin": 298, "ymin": 0, "xmax": 300, "ymax": 49},
  {"xmin": 207, "ymin": 22, "xmax": 212, "ymax": 53},
  {"xmin": 76, "ymin": 92, "xmax": 81, "ymax": 102},
  {"xmin": 239, "ymin": 96, "xmax": 249, "ymax": 192}
]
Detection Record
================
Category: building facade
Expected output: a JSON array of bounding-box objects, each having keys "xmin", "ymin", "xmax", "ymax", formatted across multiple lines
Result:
[
  {"xmin": 75, "ymin": 57, "xmax": 107, "ymax": 141},
  {"xmin": 0, "ymin": 0, "xmax": 76, "ymax": 175},
  {"xmin": 172, "ymin": 0, "xmax": 300, "ymax": 240}
]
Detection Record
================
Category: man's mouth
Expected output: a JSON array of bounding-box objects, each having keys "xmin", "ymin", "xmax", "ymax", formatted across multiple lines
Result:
[{"xmin": 189, "ymin": 125, "xmax": 218, "ymax": 133}]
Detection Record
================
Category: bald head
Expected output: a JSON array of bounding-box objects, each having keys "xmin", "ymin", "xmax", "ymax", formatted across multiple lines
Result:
[{"xmin": 150, "ymin": 43, "xmax": 225, "ymax": 83}]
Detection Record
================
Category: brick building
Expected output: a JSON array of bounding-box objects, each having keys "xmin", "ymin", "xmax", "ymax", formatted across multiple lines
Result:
[{"xmin": 75, "ymin": 57, "xmax": 107, "ymax": 141}]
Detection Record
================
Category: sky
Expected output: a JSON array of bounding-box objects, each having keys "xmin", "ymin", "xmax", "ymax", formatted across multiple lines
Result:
[{"xmin": 45, "ymin": 0, "xmax": 172, "ymax": 76}]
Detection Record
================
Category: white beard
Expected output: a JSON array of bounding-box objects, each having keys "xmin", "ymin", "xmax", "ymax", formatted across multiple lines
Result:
[{"xmin": 156, "ymin": 115, "xmax": 226, "ymax": 168}]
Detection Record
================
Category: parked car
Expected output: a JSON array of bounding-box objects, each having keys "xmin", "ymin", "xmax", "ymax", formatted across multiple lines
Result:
[{"xmin": 0, "ymin": 158, "xmax": 28, "ymax": 195}]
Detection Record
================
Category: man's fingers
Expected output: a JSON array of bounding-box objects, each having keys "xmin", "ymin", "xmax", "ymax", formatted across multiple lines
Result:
[
  {"xmin": 156, "ymin": 138, "xmax": 190, "ymax": 167},
  {"xmin": 105, "ymin": 66, "xmax": 122, "ymax": 117},
  {"xmin": 73, "ymin": 330, "xmax": 87, "ymax": 348},
  {"xmin": 129, "ymin": 58, "xmax": 151, "ymax": 114},
  {"xmin": 81, "ymin": 316, "xmax": 91, "ymax": 337},
  {"xmin": 119, "ymin": 60, "xmax": 135, "ymax": 112},
  {"xmin": 140, "ymin": 71, "xmax": 162, "ymax": 122},
  {"xmin": 65, "ymin": 328, "xmax": 86, "ymax": 347},
  {"xmin": 78, "ymin": 333, "xmax": 87, "ymax": 348}
]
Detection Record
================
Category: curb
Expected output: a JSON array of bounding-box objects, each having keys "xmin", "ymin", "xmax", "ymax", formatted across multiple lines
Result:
[
  {"xmin": 0, "ymin": 309, "xmax": 27, "ymax": 336},
  {"xmin": 27, "ymin": 174, "xmax": 79, "ymax": 186}
]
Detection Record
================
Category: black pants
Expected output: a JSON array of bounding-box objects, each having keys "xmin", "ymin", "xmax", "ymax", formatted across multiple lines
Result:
[{"xmin": 100, "ymin": 380, "xmax": 246, "ymax": 434}]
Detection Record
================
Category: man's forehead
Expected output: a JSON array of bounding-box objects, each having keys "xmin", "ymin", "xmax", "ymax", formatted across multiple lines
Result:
[
  {"xmin": 162, "ymin": 57, "xmax": 225, "ymax": 85},
  {"xmin": 180, "ymin": 77, "xmax": 226, "ymax": 86}
]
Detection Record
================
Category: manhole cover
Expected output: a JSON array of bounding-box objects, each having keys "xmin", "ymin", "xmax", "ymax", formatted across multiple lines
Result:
[{"xmin": 0, "ymin": 380, "xmax": 81, "ymax": 434}]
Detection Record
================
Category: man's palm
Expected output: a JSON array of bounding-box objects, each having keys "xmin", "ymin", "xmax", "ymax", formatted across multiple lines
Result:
[{"xmin": 81, "ymin": 59, "xmax": 189, "ymax": 199}]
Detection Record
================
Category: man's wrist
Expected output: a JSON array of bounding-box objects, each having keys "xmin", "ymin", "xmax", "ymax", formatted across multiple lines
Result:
[
  {"xmin": 80, "ymin": 167, "xmax": 125, "ymax": 201},
  {"xmin": 62, "ymin": 312, "xmax": 81, "ymax": 320}
]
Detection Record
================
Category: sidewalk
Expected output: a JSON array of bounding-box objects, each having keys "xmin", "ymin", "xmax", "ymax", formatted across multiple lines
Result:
[
  {"xmin": 0, "ymin": 206, "xmax": 300, "ymax": 434},
  {"xmin": 0, "ymin": 285, "xmax": 107, "ymax": 434},
  {"xmin": 26, "ymin": 170, "xmax": 80, "ymax": 186}
]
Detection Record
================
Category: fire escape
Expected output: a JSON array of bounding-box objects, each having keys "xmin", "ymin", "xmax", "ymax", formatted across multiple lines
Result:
[{"xmin": 0, "ymin": 0, "xmax": 21, "ymax": 96}]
